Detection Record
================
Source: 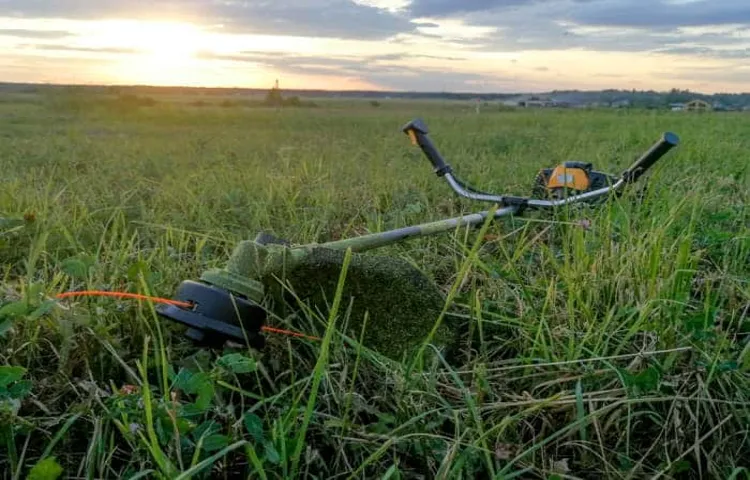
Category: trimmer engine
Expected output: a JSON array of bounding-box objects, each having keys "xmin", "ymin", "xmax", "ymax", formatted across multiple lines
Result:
[{"xmin": 532, "ymin": 161, "xmax": 619, "ymax": 200}]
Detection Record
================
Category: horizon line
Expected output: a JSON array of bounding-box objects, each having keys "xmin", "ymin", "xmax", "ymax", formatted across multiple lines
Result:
[{"xmin": 2, "ymin": 80, "xmax": 749, "ymax": 97}]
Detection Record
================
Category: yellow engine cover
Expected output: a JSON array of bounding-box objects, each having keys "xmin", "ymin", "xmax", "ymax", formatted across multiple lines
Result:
[{"xmin": 546, "ymin": 165, "xmax": 591, "ymax": 191}]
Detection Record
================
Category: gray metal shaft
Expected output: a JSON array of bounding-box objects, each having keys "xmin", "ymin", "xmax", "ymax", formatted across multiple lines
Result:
[{"xmin": 320, "ymin": 206, "xmax": 518, "ymax": 253}]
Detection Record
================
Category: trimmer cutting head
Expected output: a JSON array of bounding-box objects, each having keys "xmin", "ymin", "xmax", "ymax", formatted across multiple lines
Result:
[
  {"xmin": 156, "ymin": 279, "xmax": 267, "ymax": 349},
  {"xmin": 158, "ymin": 233, "xmax": 451, "ymax": 360},
  {"xmin": 205, "ymin": 237, "xmax": 450, "ymax": 360}
]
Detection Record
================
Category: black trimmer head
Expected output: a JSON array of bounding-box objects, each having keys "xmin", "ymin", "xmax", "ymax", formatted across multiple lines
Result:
[{"xmin": 157, "ymin": 280, "xmax": 267, "ymax": 350}]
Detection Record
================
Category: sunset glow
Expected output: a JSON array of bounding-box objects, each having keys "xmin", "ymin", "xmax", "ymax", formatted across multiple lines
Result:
[
  {"xmin": 94, "ymin": 21, "xmax": 206, "ymax": 85},
  {"xmin": 0, "ymin": 0, "xmax": 748, "ymax": 93}
]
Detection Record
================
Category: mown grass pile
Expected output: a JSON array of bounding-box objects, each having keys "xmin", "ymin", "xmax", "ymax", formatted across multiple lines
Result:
[{"xmin": 1, "ymin": 92, "xmax": 748, "ymax": 479}]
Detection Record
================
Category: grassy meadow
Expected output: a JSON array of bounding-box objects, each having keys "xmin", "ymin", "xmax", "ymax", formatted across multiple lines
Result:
[{"xmin": 1, "ymin": 90, "xmax": 749, "ymax": 479}]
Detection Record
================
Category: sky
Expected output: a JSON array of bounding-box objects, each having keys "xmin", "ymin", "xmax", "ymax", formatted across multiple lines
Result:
[{"xmin": 1, "ymin": 0, "xmax": 749, "ymax": 93}]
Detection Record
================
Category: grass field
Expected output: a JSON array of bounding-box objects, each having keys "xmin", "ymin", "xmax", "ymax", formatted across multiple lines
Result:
[{"xmin": 1, "ymin": 92, "xmax": 749, "ymax": 479}]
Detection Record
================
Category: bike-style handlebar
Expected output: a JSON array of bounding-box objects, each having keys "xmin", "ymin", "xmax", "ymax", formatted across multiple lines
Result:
[
  {"xmin": 402, "ymin": 118, "xmax": 679, "ymax": 209},
  {"xmin": 621, "ymin": 132, "xmax": 680, "ymax": 183}
]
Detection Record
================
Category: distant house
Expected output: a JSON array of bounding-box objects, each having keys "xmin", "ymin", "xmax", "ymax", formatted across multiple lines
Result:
[
  {"xmin": 516, "ymin": 95, "xmax": 555, "ymax": 107},
  {"xmin": 712, "ymin": 102, "xmax": 736, "ymax": 111},
  {"xmin": 670, "ymin": 103, "xmax": 685, "ymax": 111},
  {"xmin": 500, "ymin": 94, "xmax": 586, "ymax": 108},
  {"xmin": 611, "ymin": 99, "xmax": 631, "ymax": 108},
  {"xmin": 686, "ymin": 99, "xmax": 712, "ymax": 111}
]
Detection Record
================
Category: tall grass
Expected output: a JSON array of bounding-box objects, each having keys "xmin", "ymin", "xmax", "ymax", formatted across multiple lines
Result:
[{"xmin": 1, "ymin": 93, "xmax": 748, "ymax": 478}]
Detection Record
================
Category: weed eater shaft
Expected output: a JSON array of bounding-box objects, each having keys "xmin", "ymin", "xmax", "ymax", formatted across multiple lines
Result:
[{"xmin": 321, "ymin": 206, "xmax": 518, "ymax": 253}]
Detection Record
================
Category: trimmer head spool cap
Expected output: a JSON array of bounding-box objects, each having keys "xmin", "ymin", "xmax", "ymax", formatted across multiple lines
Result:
[{"xmin": 156, "ymin": 279, "xmax": 267, "ymax": 349}]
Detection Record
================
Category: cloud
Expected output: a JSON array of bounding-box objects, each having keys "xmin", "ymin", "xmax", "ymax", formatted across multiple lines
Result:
[
  {"xmin": 567, "ymin": 0, "xmax": 750, "ymax": 29},
  {"xmin": 209, "ymin": 1, "xmax": 417, "ymax": 39},
  {"xmin": 195, "ymin": 50, "xmax": 517, "ymax": 91},
  {"xmin": 4, "ymin": 0, "xmax": 749, "ymax": 55},
  {"xmin": 0, "ymin": 28, "xmax": 72, "ymax": 39},
  {"xmin": 2, "ymin": 0, "xmax": 750, "ymax": 92},
  {"xmin": 653, "ymin": 46, "xmax": 750, "ymax": 59},
  {"xmin": 197, "ymin": 50, "xmax": 461, "ymax": 72},
  {"xmin": 408, "ymin": 0, "xmax": 537, "ymax": 17},
  {"xmin": 0, "ymin": 0, "xmax": 417, "ymax": 40},
  {"xmin": 406, "ymin": 0, "xmax": 605, "ymax": 19},
  {"xmin": 196, "ymin": 50, "xmax": 466, "ymax": 66},
  {"xmin": 409, "ymin": 0, "xmax": 750, "ymax": 29},
  {"xmin": 406, "ymin": 0, "xmax": 750, "ymax": 63},
  {"xmin": 23, "ymin": 43, "xmax": 140, "ymax": 55}
]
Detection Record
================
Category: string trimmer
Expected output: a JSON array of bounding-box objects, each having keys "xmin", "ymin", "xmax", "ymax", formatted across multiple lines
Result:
[{"xmin": 156, "ymin": 119, "xmax": 680, "ymax": 359}]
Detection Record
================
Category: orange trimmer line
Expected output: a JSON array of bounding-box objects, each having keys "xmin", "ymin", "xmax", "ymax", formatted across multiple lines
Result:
[{"xmin": 55, "ymin": 290, "xmax": 320, "ymax": 341}]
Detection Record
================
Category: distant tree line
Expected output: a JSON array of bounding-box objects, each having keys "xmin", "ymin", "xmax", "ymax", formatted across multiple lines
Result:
[
  {"xmin": 548, "ymin": 88, "xmax": 750, "ymax": 109},
  {"xmin": 3, "ymin": 82, "xmax": 749, "ymax": 109}
]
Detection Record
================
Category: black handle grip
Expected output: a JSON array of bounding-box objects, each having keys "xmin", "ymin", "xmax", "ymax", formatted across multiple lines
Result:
[
  {"xmin": 402, "ymin": 118, "xmax": 452, "ymax": 176},
  {"xmin": 622, "ymin": 132, "xmax": 680, "ymax": 183}
]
